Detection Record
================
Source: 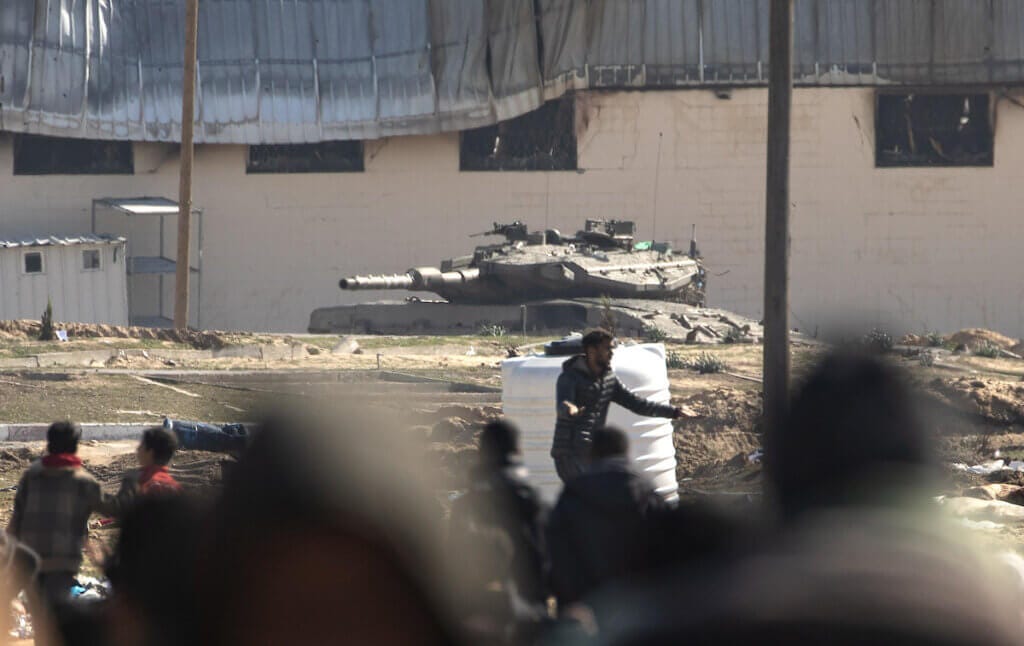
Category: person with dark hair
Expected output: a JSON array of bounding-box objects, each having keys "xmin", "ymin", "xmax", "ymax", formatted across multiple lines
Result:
[
  {"xmin": 552, "ymin": 328, "xmax": 685, "ymax": 483},
  {"xmin": 545, "ymin": 427, "xmax": 666, "ymax": 609},
  {"xmin": 585, "ymin": 351, "xmax": 1024, "ymax": 645},
  {"xmin": 192, "ymin": 409, "xmax": 459, "ymax": 645},
  {"xmin": 6, "ymin": 422, "xmax": 116, "ymax": 613},
  {"xmin": 448, "ymin": 419, "xmax": 548, "ymax": 643},
  {"xmin": 132, "ymin": 427, "xmax": 182, "ymax": 496}
]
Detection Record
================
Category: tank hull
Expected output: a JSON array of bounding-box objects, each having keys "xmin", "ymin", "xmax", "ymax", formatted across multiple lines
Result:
[{"xmin": 308, "ymin": 297, "xmax": 762, "ymax": 343}]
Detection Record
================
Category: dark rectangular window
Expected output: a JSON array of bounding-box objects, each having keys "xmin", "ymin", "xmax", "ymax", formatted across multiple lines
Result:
[
  {"xmin": 14, "ymin": 134, "xmax": 134, "ymax": 175},
  {"xmin": 246, "ymin": 141, "xmax": 364, "ymax": 173},
  {"xmin": 876, "ymin": 93, "xmax": 993, "ymax": 167},
  {"xmin": 82, "ymin": 249, "xmax": 101, "ymax": 271},
  {"xmin": 23, "ymin": 252, "xmax": 43, "ymax": 274},
  {"xmin": 460, "ymin": 97, "xmax": 577, "ymax": 171}
]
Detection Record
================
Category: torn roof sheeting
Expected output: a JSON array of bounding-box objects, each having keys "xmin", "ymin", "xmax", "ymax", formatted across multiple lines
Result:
[
  {"xmin": 0, "ymin": 234, "xmax": 127, "ymax": 249},
  {"xmin": 2, "ymin": 0, "xmax": 1024, "ymax": 144}
]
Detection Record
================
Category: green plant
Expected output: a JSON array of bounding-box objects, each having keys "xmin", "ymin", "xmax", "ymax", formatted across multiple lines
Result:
[
  {"xmin": 692, "ymin": 352, "xmax": 729, "ymax": 374},
  {"xmin": 671, "ymin": 351, "xmax": 730, "ymax": 374},
  {"xmin": 973, "ymin": 341, "xmax": 1000, "ymax": 358},
  {"xmin": 925, "ymin": 330, "xmax": 945, "ymax": 347},
  {"xmin": 643, "ymin": 324, "xmax": 668, "ymax": 343},
  {"xmin": 599, "ymin": 294, "xmax": 618, "ymax": 338},
  {"xmin": 39, "ymin": 299, "xmax": 56, "ymax": 341},
  {"xmin": 665, "ymin": 350, "xmax": 687, "ymax": 369},
  {"xmin": 861, "ymin": 328, "xmax": 893, "ymax": 353},
  {"xmin": 919, "ymin": 350, "xmax": 935, "ymax": 367},
  {"xmin": 478, "ymin": 324, "xmax": 508, "ymax": 338}
]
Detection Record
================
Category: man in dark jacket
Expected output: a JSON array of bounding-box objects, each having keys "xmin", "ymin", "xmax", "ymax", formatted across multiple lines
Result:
[
  {"xmin": 546, "ymin": 427, "xmax": 666, "ymax": 609},
  {"xmin": 552, "ymin": 328, "xmax": 683, "ymax": 483},
  {"xmin": 448, "ymin": 420, "xmax": 548, "ymax": 643}
]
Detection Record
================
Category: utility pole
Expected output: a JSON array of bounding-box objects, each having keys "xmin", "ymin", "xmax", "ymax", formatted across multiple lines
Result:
[
  {"xmin": 174, "ymin": 0, "xmax": 199, "ymax": 329},
  {"xmin": 763, "ymin": 0, "xmax": 793, "ymax": 435}
]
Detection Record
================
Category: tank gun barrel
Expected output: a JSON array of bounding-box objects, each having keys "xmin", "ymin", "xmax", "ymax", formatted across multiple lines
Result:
[{"xmin": 339, "ymin": 267, "xmax": 480, "ymax": 292}]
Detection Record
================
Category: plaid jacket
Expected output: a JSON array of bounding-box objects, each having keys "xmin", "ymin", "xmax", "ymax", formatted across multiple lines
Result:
[{"xmin": 6, "ymin": 461, "xmax": 114, "ymax": 573}]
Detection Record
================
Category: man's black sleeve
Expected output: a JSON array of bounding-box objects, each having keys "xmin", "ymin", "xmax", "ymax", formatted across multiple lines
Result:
[
  {"xmin": 610, "ymin": 378, "xmax": 676, "ymax": 418},
  {"xmin": 555, "ymin": 371, "xmax": 577, "ymax": 419}
]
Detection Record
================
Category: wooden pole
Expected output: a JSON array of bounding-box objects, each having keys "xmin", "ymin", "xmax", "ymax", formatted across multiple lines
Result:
[
  {"xmin": 763, "ymin": 0, "xmax": 793, "ymax": 435},
  {"xmin": 174, "ymin": 0, "xmax": 199, "ymax": 329}
]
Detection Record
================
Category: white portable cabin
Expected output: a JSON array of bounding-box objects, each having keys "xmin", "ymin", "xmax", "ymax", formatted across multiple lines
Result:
[{"xmin": 0, "ymin": 235, "xmax": 129, "ymax": 325}]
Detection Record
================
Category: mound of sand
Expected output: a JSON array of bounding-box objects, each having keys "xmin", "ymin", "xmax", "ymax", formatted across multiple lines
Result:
[
  {"xmin": 924, "ymin": 377, "xmax": 1024, "ymax": 429},
  {"xmin": 948, "ymin": 328, "xmax": 1020, "ymax": 352},
  {"xmin": 0, "ymin": 319, "xmax": 242, "ymax": 349},
  {"xmin": 673, "ymin": 387, "xmax": 763, "ymax": 477}
]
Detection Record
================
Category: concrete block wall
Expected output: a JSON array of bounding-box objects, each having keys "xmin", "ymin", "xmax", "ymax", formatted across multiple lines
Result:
[{"xmin": 0, "ymin": 87, "xmax": 1021, "ymax": 338}]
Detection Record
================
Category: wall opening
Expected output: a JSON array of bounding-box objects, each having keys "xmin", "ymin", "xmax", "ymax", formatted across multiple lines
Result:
[
  {"xmin": 246, "ymin": 141, "xmax": 364, "ymax": 173},
  {"xmin": 876, "ymin": 93, "xmax": 993, "ymax": 167},
  {"xmin": 14, "ymin": 134, "xmax": 134, "ymax": 175},
  {"xmin": 23, "ymin": 251, "xmax": 43, "ymax": 274},
  {"xmin": 82, "ymin": 249, "xmax": 101, "ymax": 271},
  {"xmin": 460, "ymin": 96, "xmax": 577, "ymax": 171}
]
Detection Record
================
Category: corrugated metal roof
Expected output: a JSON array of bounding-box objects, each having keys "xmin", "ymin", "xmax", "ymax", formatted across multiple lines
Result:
[
  {"xmin": 0, "ymin": 234, "xmax": 127, "ymax": 249},
  {"xmin": 94, "ymin": 197, "xmax": 182, "ymax": 215},
  {"xmin": 2, "ymin": 0, "xmax": 1024, "ymax": 143}
]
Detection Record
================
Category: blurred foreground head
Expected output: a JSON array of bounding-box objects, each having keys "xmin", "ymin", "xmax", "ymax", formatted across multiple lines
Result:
[
  {"xmin": 196, "ymin": 404, "xmax": 458, "ymax": 645},
  {"xmin": 765, "ymin": 351, "xmax": 932, "ymax": 518},
  {"xmin": 591, "ymin": 426, "xmax": 629, "ymax": 460},
  {"xmin": 479, "ymin": 419, "xmax": 520, "ymax": 466}
]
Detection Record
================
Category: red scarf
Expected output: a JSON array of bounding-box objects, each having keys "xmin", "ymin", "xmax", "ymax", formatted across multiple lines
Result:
[
  {"xmin": 41, "ymin": 453, "xmax": 82, "ymax": 468},
  {"xmin": 139, "ymin": 465, "xmax": 182, "ymax": 495}
]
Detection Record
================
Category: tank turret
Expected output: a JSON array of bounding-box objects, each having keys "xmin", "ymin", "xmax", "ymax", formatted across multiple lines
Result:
[{"xmin": 338, "ymin": 220, "xmax": 706, "ymax": 306}]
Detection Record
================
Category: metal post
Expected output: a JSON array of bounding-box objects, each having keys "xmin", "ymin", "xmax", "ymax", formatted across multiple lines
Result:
[
  {"xmin": 174, "ymin": 0, "xmax": 199, "ymax": 329},
  {"xmin": 763, "ymin": 0, "xmax": 793, "ymax": 436}
]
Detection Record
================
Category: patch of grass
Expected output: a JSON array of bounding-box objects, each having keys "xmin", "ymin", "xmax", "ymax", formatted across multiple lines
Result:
[
  {"xmin": 356, "ymin": 335, "xmax": 473, "ymax": 350},
  {"xmin": 599, "ymin": 295, "xmax": 618, "ymax": 338},
  {"xmin": 666, "ymin": 350, "xmax": 688, "ymax": 369},
  {"xmin": 293, "ymin": 335, "xmax": 342, "ymax": 350},
  {"xmin": 973, "ymin": 341, "xmax": 1001, "ymax": 358},
  {"xmin": 643, "ymin": 324, "xmax": 668, "ymax": 343},
  {"xmin": 478, "ymin": 324, "xmax": 509, "ymax": 338},
  {"xmin": 669, "ymin": 351, "xmax": 730, "ymax": 374},
  {"xmin": 925, "ymin": 331, "xmax": 945, "ymax": 347}
]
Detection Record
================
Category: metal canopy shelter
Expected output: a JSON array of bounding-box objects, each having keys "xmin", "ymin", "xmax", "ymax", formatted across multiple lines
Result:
[{"xmin": 90, "ymin": 197, "xmax": 203, "ymax": 328}]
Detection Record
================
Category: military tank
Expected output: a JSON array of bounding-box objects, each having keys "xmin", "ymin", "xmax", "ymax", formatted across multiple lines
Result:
[
  {"xmin": 309, "ymin": 219, "xmax": 722, "ymax": 336},
  {"xmin": 337, "ymin": 219, "xmax": 706, "ymax": 305}
]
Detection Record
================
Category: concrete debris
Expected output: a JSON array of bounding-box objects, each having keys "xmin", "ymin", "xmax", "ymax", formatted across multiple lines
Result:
[
  {"xmin": 951, "ymin": 460, "xmax": 1024, "ymax": 475},
  {"xmin": 964, "ymin": 483, "xmax": 1024, "ymax": 504},
  {"xmin": 331, "ymin": 336, "xmax": 361, "ymax": 355},
  {"xmin": 939, "ymin": 496, "xmax": 1024, "ymax": 522}
]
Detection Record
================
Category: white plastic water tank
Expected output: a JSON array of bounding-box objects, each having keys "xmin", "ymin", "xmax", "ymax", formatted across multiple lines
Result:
[{"xmin": 502, "ymin": 343, "xmax": 678, "ymax": 504}]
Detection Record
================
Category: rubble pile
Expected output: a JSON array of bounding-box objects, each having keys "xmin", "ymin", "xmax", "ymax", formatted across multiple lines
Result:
[{"xmin": 0, "ymin": 319, "xmax": 240, "ymax": 349}]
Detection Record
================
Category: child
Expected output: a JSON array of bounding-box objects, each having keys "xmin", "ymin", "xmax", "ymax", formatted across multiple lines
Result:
[
  {"xmin": 134, "ymin": 426, "xmax": 182, "ymax": 496},
  {"xmin": 111, "ymin": 426, "xmax": 182, "ymax": 506},
  {"xmin": 6, "ymin": 422, "xmax": 114, "ymax": 609}
]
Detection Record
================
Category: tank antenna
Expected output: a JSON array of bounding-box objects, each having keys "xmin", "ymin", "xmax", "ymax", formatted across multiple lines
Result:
[{"xmin": 543, "ymin": 173, "xmax": 551, "ymax": 246}]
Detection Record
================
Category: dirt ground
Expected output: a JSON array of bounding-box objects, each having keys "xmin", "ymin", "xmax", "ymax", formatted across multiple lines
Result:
[{"xmin": 3, "ymin": 324, "xmax": 1024, "ymax": 561}]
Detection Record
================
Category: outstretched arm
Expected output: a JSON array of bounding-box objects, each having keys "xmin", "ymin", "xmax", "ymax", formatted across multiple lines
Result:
[
  {"xmin": 556, "ymin": 373, "xmax": 580, "ymax": 418},
  {"xmin": 611, "ymin": 379, "xmax": 681, "ymax": 419}
]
